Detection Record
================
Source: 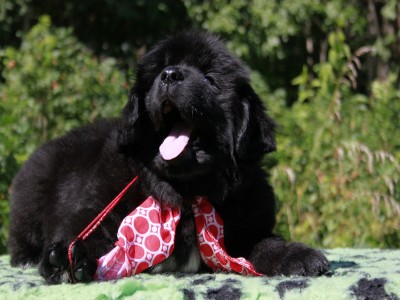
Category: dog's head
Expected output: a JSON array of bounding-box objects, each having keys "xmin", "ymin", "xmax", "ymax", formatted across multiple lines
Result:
[{"xmin": 118, "ymin": 31, "xmax": 276, "ymax": 199}]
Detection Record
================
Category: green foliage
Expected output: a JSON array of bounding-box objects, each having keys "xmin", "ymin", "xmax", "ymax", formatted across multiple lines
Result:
[
  {"xmin": 185, "ymin": 0, "xmax": 400, "ymax": 103},
  {"xmin": 185, "ymin": 0, "xmax": 323, "ymax": 101},
  {"xmin": 270, "ymin": 30, "xmax": 400, "ymax": 247},
  {"xmin": 0, "ymin": 0, "xmax": 190, "ymax": 72},
  {"xmin": 0, "ymin": 16, "xmax": 128, "ymax": 253},
  {"xmin": 0, "ymin": 0, "xmax": 31, "ymax": 47}
]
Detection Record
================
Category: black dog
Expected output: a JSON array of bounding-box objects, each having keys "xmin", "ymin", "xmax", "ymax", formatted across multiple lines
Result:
[{"xmin": 9, "ymin": 31, "xmax": 329, "ymax": 283}]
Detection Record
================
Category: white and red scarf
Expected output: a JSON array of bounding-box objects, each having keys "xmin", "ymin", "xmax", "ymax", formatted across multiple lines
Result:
[{"xmin": 93, "ymin": 196, "xmax": 262, "ymax": 280}]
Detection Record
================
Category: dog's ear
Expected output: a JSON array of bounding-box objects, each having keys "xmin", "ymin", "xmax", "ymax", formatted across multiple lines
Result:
[
  {"xmin": 235, "ymin": 83, "xmax": 276, "ymax": 160},
  {"xmin": 117, "ymin": 88, "xmax": 147, "ymax": 151}
]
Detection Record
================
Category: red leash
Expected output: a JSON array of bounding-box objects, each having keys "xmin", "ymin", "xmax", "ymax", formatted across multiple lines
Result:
[{"xmin": 68, "ymin": 176, "xmax": 139, "ymax": 282}]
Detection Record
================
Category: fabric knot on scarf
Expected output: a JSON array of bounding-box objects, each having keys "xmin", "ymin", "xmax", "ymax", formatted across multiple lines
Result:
[{"xmin": 94, "ymin": 196, "xmax": 262, "ymax": 280}]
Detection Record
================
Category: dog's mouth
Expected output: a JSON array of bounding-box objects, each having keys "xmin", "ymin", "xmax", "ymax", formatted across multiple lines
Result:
[{"xmin": 158, "ymin": 100, "xmax": 193, "ymax": 161}]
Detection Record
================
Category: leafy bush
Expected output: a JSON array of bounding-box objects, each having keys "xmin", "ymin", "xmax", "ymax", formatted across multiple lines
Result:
[
  {"xmin": 269, "ymin": 31, "xmax": 400, "ymax": 247},
  {"xmin": 185, "ymin": 0, "xmax": 400, "ymax": 103},
  {"xmin": 0, "ymin": 0, "xmax": 190, "ymax": 72},
  {"xmin": 0, "ymin": 16, "xmax": 128, "ymax": 253},
  {"xmin": 0, "ymin": 0, "xmax": 30, "ymax": 47}
]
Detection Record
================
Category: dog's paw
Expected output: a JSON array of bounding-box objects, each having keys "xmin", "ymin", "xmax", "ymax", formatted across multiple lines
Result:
[
  {"xmin": 250, "ymin": 238, "xmax": 330, "ymax": 277},
  {"xmin": 277, "ymin": 244, "xmax": 329, "ymax": 276},
  {"xmin": 39, "ymin": 241, "xmax": 97, "ymax": 284}
]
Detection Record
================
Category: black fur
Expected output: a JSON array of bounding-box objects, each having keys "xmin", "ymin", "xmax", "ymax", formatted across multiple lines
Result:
[{"xmin": 8, "ymin": 31, "xmax": 329, "ymax": 284}]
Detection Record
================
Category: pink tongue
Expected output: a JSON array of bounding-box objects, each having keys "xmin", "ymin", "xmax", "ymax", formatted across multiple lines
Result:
[{"xmin": 159, "ymin": 123, "xmax": 192, "ymax": 160}]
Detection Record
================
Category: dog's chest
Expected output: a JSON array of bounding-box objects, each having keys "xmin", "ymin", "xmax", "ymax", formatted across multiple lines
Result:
[{"xmin": 148, "ymin": 207, "xmax": 202, "ymax": 274}]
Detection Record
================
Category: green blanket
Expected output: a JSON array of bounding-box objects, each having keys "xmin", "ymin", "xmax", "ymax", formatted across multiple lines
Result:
[{"xmin": 1, "ymin": 249, "xmax": 399, "ymax": 299}]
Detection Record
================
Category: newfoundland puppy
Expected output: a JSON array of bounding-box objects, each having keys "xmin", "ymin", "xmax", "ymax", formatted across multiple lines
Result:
[{"xmin": 9, "ymin": 31, "xmax": 329, "ymax": 283}]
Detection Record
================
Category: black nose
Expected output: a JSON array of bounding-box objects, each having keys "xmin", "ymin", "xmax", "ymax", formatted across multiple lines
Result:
[{"xmin": 160, "ymin": 66, "xmax": 184, "ymax": 85}]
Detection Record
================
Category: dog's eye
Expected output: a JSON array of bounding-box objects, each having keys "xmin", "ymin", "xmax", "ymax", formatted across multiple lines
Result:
[{"xmin": 204, "ymin": 74, "xmax": 216, "ymax": 86}]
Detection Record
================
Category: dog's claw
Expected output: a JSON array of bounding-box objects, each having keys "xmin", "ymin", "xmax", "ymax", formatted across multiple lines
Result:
[
  {"xmin": 74, "ymin": 260, "xmax": 97, "ymax": 282},
  {"xmin": 49, "ymin": 249, "xmax": 61, "ymax": 267},
  {"xmin": 74, "ymin": 267, "xmax": 84, "ymax": 282}
]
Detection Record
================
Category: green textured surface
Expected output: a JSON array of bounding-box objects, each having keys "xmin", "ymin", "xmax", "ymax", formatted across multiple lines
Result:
[{"xmin": 1, "ymin": 249, "xmax": 399, "ymax": 299}]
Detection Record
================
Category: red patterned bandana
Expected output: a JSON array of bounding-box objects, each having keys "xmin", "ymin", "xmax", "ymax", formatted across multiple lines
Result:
[{"xmin": 94, "ymin": 196, "xmax": 261, "ymax": 280}]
